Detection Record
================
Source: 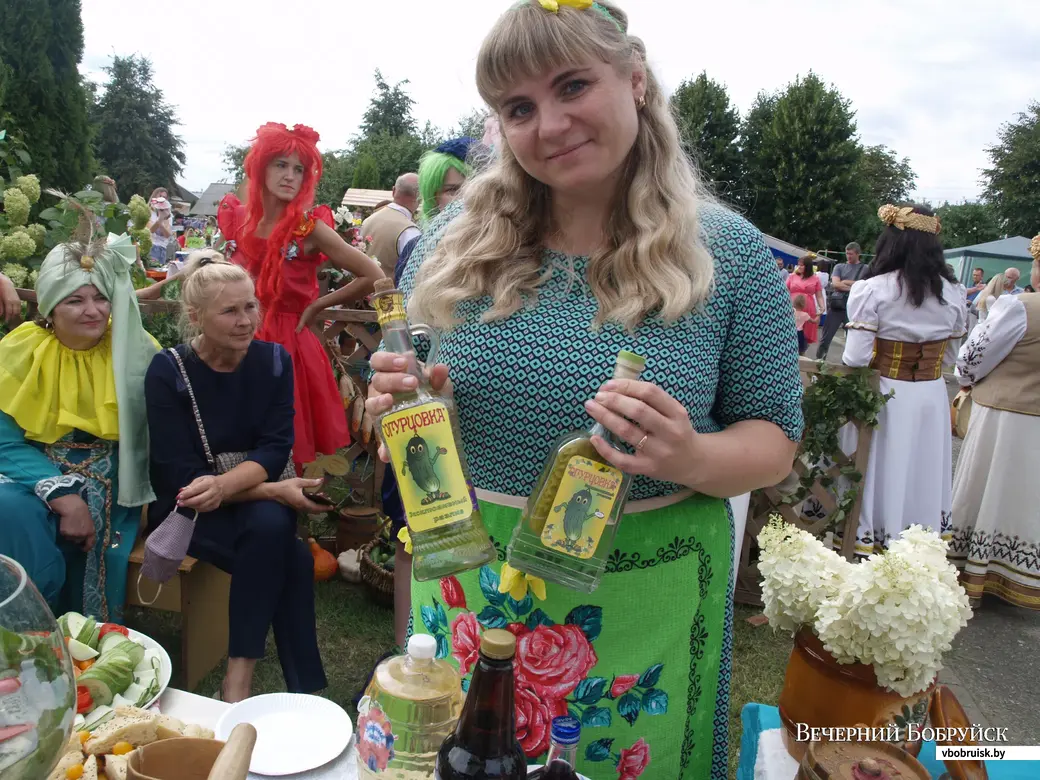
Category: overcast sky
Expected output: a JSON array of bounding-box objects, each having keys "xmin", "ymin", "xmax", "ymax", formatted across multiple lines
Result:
[{"xmin": 81, "ymin": 0, "xmax": 1039, "ymax": 204}]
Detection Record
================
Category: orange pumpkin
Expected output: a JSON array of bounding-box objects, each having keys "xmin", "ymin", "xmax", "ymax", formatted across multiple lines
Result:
[{"xmin": 309, "ymin": 538, "xmax": 337, "ymax": 581}]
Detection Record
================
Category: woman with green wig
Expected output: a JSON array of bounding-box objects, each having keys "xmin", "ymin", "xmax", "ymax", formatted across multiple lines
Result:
[
  {"xmin": 392, "ymin": 137, "xmax": 477, "ymax": 286},
  {"xmin": 0, "ymin": 227, "xmax": 158, "ymax": 622}
]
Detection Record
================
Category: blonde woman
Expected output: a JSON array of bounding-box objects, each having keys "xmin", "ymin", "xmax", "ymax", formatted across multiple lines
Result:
[
  {"xmin": 975, "ymin": 271, "xmax": 1005, "ymax": 321},
  {"xmin": 145, "ymin": 251, "xmax": 327, "ymax": 702},
  {"xmin": 365, "ymin": 1, "xmax": 802, "ymax": 774},
  {"xmin": 950, "ymin": 235, "xmax": 1040, "ymax": 610}
]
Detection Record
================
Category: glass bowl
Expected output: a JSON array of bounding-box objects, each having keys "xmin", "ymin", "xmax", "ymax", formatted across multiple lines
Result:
[{"xmin": 0, "ymin": 554, "xmax": 77, "ymax": 779}]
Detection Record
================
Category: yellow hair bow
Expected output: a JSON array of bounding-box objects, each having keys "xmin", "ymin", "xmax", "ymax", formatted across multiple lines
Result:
[{"xmin": 538, "ymin": 0, "xmax": 593, "ymax": 11}]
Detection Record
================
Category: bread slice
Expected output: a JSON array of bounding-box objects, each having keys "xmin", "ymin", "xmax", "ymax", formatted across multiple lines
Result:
[
  {"xmin": 103, "ymin": 753, "xmax": 128, "ymax": 780},
  {"xmin": 84, "ymin": 713, "xmax": 158, "ymax": 755},
  {"xmin": 152, "ymin": 714, "xmax": 213, "ymax": 741},
  {"xmin": 46, "ymin": 751, "xmax": 84, "ymax": 780},
  {"xmin": 185, "ymin": 724, "xmax": 215, "ymax": 740},
  {"xmin": 83, "ymin": 755, "xmax": 99, "ymax": 780},
  {"xmin": 154, "ymin": 713, "xmax": 186, "ymax": 740}
]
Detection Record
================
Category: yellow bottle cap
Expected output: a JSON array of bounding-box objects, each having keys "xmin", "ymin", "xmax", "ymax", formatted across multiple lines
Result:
[{"xmin": 480, "ymin": 629, "xmax": 517, "ymax": 660}]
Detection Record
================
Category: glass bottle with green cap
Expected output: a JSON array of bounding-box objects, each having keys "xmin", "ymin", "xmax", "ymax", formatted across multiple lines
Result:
[
  {"xmin": 371, "ymin": 278, "xmax": 495, "ymax": 581},
  {"xmin": 506, "ymin": 350, "xmax": 647, "ymax": 593}
]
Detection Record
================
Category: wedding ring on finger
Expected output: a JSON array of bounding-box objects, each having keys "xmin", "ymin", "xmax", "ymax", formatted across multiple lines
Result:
[{"xmin": 636, "ymin": 433, "xmax": 649, "ymax": 451}]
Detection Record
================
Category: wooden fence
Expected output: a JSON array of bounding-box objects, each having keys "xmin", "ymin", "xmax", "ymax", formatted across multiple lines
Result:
[{"xmin": 734, "ymin": 357, "xmax": 880, "ymax": 607}]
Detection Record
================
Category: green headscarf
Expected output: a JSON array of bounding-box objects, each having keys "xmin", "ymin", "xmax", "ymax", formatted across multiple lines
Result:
[{"xmin": 36, "ymin": 233, "xmax": 158, "ymax": 506}]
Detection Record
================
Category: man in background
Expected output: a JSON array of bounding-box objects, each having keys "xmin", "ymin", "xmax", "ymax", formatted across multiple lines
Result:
[
  {"xmin": 966, "ymin": 267, "xmax": 985, "ymax": 303},
  {"xmin": 1004, "ymin": 267, "xmax": 1025, "ymax": 295},
  {"xmin": 816, "ymin": 242, "xmax": 868, "ymax": 360},
  {"xmin": 360, "ymin": 173, "xmax": 420, "ymax": 279}
]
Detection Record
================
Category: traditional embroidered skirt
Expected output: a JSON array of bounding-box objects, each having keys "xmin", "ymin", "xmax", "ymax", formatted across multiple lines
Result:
[
  {"xmin": 409, "ymin": 494, "xmax": 733, "ymax": 780},
  {"xmin": 949, "ymin": 403, "xmax": 1040, "ymax": 609}
]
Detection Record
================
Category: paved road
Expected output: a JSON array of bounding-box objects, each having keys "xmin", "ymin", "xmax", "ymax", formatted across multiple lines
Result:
[{"xmin": 818, "ymin": 331, "xmax": 1040, "ymax": 741}]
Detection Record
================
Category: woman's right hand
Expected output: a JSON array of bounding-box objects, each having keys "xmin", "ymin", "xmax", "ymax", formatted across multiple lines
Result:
[
  {"xmin": 365, "ymin": 351, "xmax": 453, "ymax": 463},
  {"xmin": 51, "ymin": 495, "xmax": 96, "ymax": 552},
  {"xmin": 271, "ymin": 478, "xmax": 329, "ymax": 513}
]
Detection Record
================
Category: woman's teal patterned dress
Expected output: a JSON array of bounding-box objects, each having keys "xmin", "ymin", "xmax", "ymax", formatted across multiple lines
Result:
[{"xmin": 395, "ymin": 201, "xmax": 802, "ymax": 779}]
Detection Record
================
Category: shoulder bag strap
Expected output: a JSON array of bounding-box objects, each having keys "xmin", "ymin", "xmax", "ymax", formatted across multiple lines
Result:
[{"xmin": 167, "ymin": 347, "xmax": 217, "ymax": 471}]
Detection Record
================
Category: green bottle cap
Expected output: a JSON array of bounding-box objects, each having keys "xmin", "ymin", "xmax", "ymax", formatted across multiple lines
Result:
[{"xmin": 616, "ymin": 350, "xmax": 646, "ymax": 371}]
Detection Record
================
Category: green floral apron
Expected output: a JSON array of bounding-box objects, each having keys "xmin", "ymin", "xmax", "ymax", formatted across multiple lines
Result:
[{"xmin": 410, "ymin": 493, "xmax": 731, "ymax": 780}]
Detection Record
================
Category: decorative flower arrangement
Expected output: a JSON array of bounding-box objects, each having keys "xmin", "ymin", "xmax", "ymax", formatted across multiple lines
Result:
[
  {"xmin": 758, "ymin": 518, "xmax": 972, "ymax": 697},
  {"xmin": 333, "ymin": 205, "xmax": 361, "ymax": 232}
]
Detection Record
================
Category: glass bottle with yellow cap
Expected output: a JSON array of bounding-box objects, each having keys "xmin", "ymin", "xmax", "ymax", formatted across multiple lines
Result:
[
  {"xmin": 506, "ymin": 350, "xmax": 647, "ymax": 593},
  {"xmin": 370, "ymin": 278, "xmax": 495, "ymax": 581},
  {"xmin": 435, "ymin": 629, "xmax": 526, "ymax": 780}
]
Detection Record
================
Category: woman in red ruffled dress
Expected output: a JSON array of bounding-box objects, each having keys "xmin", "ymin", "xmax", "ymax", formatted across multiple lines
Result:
[{"xmin": 218, "ymin": 123, "xmax": 384, "ymax": 468}]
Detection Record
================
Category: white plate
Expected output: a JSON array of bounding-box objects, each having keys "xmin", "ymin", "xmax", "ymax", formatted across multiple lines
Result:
[
  {"xmin": 215, "ymin": 693, "xmax": 353, "ymax": 776},
  {"xmin": 127, "ymin": 628, "xmax": 173, "ymax": 711}
]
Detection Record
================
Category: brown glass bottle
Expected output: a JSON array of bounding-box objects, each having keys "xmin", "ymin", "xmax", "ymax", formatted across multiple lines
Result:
[{"xmin": 434, "ymin": 629, "xmax": 526, "ymax": 780}]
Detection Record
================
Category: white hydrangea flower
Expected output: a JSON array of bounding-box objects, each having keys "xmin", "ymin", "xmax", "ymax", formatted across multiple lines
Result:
[
  {"xmin": 815, "ymin": 526, "xmax": 972, "ymax": 697},
  {"xmin": 757, "ymin": 518, "xmax": 854, "ymax": 636}
]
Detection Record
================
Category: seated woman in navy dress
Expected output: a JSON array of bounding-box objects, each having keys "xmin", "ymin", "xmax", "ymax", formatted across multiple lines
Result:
[{"xmin": 145, "ymin": 251, "xmax": 328, "ymax": 702}]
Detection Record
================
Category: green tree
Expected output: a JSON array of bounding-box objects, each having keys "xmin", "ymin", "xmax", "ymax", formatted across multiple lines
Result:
[
  {"xmin": 352, "ymin": 154, "xmax": 381, "ymax": 189},
  {"xmin": 0, "ymin": 0, "xmax": 93, "ymax": 190},
  {"xmin": 736, "ymin": 90, "xmax": 779, "ymax": 220},
  {"xmin": 91, "ymin": 55, "xmax": 186, "ymax": 198},
  {"xmin": 982, "ymin": 102, "xmax": 1040, "ymax": 237},
  {"xmin": 744, "ymin": 74, "xmax": 865, "ymax": 249},
  {"xmin": 670, "ymin": 72, "xmax": 742, "ymax": 194},
  {"xmin": 858, "ymin": 145, "xmax": 916, "ymax": 206},
  {"xmin": 315, "ymin": 151, "xmax": 354, "ymax": 207},
  {"xmin": 351, "ymin": 133, "xmax": 428, "ymax": 190},
  {"xmin": 455, "ymin": 108, "xmax": 490, "ymax": 140},
  {"xmin": 852, "ymin": 144, "xmax": 918, "ymax": 245},
  {"xmin": 221, "ymin": 143, "xmax": 249, "ymax": 185},
  {"xmin": 935, "ymin": 201, "xmax": 1003, "ymax": 249},
  {"xmin": 360, "ymin": 70, "xmax": 417, "ymax": 139}
]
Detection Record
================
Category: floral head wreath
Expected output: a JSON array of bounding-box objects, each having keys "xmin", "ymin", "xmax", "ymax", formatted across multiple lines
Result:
[
  {"xmin": 878, "ymin": 204, "xmax": 941, "ymax": 235},
  {"xmin": 1030, "ymin": 234, "xmax": 1040, "ymax": 263},
  {"xmin": 536, "ymin": 0, "xmax": 623, "ymax": 32}
]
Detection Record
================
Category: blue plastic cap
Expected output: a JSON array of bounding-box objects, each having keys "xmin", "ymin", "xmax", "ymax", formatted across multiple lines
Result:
[{"xmin": 550, "ymin": 715, "xmax": 581, "ymax": 745}]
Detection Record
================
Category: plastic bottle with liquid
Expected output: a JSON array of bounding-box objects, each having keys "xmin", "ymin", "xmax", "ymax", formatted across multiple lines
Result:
[
  {"xmin": 356, "ymin": 634, "xmax": 463, "ymax": 779},
  {"xmin": 371, "ymin": 278, "xmax": 496, "ymax": 580},
  {"xmin": 506, "ymin": 350, "xmax": 647, "ymax": 592},
  {"xmin": 434, "ymin": 629, "xmax": 526, "ymax": 780}
]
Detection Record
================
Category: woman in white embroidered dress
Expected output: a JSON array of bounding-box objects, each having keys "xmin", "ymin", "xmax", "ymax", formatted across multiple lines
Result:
[
  {"xmin": 949, "ymin": 235, "xmax": 1040, "ymax": 609},
  {"xmin": 839, "ymin": 205, "xmax": 965, "ymax": 555}
]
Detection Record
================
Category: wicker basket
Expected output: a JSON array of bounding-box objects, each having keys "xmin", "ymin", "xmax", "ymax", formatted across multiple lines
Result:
[{"xmin": 359, "ymin": 536, "xmax": 395, "ymax": 608}]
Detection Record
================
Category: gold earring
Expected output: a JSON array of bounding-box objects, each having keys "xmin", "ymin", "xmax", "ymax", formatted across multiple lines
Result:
[{"xmin": 636, "ymin": 95, "xmax": 646, "ymax": 110}]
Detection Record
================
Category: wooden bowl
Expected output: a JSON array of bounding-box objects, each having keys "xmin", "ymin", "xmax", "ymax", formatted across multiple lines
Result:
[
  {"xmin": 929, "ymin": 685, "xmax": 988, "ymax": 780},
  {"xmin": 798, "ymin": 740, "xmax": 930, "ymax": 779}
]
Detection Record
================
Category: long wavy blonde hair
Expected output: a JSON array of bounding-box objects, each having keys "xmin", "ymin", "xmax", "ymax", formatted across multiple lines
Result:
[{"xmin": 408, "ymin": 0, "xmax": 715, "ymax": 332}]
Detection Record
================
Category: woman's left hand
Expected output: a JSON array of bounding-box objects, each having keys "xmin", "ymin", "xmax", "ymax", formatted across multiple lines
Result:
[
  {"xmin": 178, "ymin": 475, "xmax": 225, "ymax": 513},
  {"xmin": 584, "ymin": 379, "xmax": 703, "ymax": 486},
  {"xmin": 295, "ymin": 302, "xmax": 322, "ymax": 334}
]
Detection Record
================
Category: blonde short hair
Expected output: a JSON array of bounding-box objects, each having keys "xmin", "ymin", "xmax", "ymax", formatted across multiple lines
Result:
[
  {"xmin": 178, "ymin": 249, "xmax": 255, "ymax": 340},
  {"xmin": 408, "ymin": 0, "xmax": 715, "ymax": 332}
]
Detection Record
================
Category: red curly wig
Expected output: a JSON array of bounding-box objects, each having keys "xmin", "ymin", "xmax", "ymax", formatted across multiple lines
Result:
[{"xmin": 241, "ymin": 122, "xmax": 323, "ymax": 308}]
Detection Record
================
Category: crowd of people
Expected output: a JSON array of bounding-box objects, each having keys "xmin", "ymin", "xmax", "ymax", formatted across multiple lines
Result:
[{"xmin": 0, "ymin": 0, "xmax": 1037, "ymax": 775}]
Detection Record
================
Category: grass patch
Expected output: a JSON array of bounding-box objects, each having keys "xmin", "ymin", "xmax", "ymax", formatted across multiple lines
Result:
[
  {"xmin": 729, "ymin": 604, "xmax": 792, "ymax": 777},
  {"xmin": 128, "ymin": 593, "xmax": 791, "ymax": 772},
  {"xmin": 124, "ymin": 578, "xmax": 395, "ymax": 720}
]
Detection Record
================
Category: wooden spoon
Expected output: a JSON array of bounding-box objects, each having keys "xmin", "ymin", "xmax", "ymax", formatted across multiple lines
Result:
[{"xmin": 206, "ymin": 723, "xmax": 257, "ymax": 780}]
